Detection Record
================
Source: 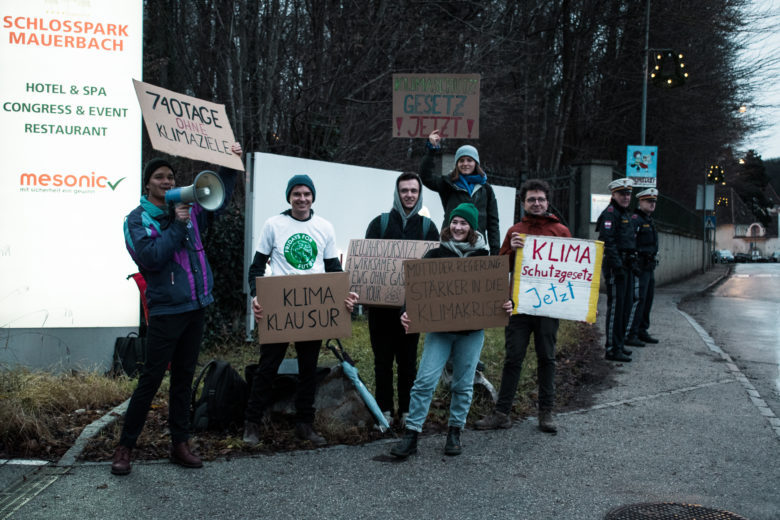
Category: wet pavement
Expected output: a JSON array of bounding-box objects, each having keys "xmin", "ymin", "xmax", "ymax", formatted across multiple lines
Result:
[{"xmin": 2, "ymin": 263, "xmax": 779, "ymax": 520}]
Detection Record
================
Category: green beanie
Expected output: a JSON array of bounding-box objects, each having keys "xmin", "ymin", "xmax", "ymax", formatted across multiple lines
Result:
[{"xmin": 449, "ymin": 202, "xmax": 478, "ymax": 230}]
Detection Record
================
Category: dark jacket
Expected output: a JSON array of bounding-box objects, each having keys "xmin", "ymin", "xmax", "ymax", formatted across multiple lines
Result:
[
  {"xmin": 499, "ymin": 213, "xmax": 572, "ymax": 270},
  {"xmin": 124, "ymin": 166, "xmax": 238, "ymax": 316},
  {"xmin": 420, "ymin": 148, "xmax": 500, "ymax": 255},
  {"xmin": 633, "ymin": 209, "xmax": 658, "ymax": 270},
  {"xmin": 596, "ymin": 200, "xmax": 636, "ymax": 271},
  {"xmin": 365, "ymin": 209, "xmax": 440, "ymax": 241}
]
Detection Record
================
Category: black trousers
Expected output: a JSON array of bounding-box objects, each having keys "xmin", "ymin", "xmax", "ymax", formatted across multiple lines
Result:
[
  {"xmin": 604, "ymin": 268, "xmax": 632, "ymax": 350},
  {"xmin": 120, "ymin": 308, "xmax": 205, "ymax": 449},
  {"xmin": 368, "ymin": 307, "xmax": 419, "ymax": 414},
  {"xmin": 245, "ymin": 340, "xmax": 321, "ymax": 424},
  {"xmin": 495, "ymin": 314, "xmax": 558, "ymax": 414},
  {"xmin": 627, "ymin": 269, "xmax": 655, "ymax": 337}
]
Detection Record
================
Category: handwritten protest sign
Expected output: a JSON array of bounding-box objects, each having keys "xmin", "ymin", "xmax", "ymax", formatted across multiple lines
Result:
[
  {"xmin": 255, "ymin": 272, "xmax": 351, "ymax": 343},
  {"xmin": 511, "ymin": 236, "xmax": 603, "ymax": 323},
  {"xmin": 404, "ymin": 255, "xmax": 509, "ymax": 333},
  {"xmin": 132, "ymin": 79, "xmax": 244, "ymax": 170},
  {"xmin": 392, "ymin": 73, "xmax": 480, "ymax": 139},
  {"xmin": 344, "ymin": 239, "xmax": 439, "ymax": 307}
]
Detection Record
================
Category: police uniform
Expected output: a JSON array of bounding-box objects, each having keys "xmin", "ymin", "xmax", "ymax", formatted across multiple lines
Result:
[
  {"xmin": 625, "ymin": 188, "xmax": 659, "ymax": 344},
  {"xmin": 596, "ymin": 178, "xmax": 636, "ymax": 362}
]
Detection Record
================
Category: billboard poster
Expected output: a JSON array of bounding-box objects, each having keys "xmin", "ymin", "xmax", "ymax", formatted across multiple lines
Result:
[
  {"xmin": 392, "ymin": 73, "xmax": 480, "ymax": 139},
  {"xmin": 0, "ymin": 1, "xmax": 143, "ymax": 328},
  {"xmin": 625, "ymin": 145, "xmax": 658, "ymax": 188}
]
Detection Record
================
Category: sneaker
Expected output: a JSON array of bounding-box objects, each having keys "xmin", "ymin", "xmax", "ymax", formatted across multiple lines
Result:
[
  {"xmin": 110, "ymin": 445, "xmax": 132, "ymax": 476},
  {"xmin": 243, "ymin": 420, "xmax": 261, "ymax": 446},
  {"xmin": 399, "ymin": 412, "xmax": 409, "ymax": 429},
  {"xmin": 374, "ymin": 410, "xmax": 394, "ymax": 431},
  {"xmin": 295, "ymin": 422, "xmax": 326, "ymax": 447},
  {"xmin": 538, "ymin": 410, "xmax": 558, "ymax": 434},
  {"xmin": 474, "ymin": 410, "xmax": 512, "ymax": 430}
]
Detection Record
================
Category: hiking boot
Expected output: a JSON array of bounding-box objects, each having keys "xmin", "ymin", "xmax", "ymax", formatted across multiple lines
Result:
[
  {"xmin": 390, "ymin": 429, "xmax": 418, "ymax": 459},
  {"xmin": 605, "ymin": 347, "xmax": 631, "ymax": 362},
  {"xmin": 474, "ymin": 410, "xmax": 512, "ymax": 430},
  {"xmin": 110, "ymin": 445, "xmax": 132, "ymax": 476},
  {"xmin": 538, "ymin": 410, "xmax": 558, "ymax": 434},
  {"xmin": 625, "ymin": 335, "xmax": 646, "ymax": 347},
  {"xmin": 295, "ymin": 422, "xmax": 326, "ymax": 447},
  {"xmin": 638, "ymin": 332, "xmax": 659, "ymax": 344},
  {"xmin": 170, "ymin": 441, "xmax": 203, "ymax": 468},
  {"xmin": 243, "ymin": 420, "xmax": 261, "ymax": 446},
  {"xmin": 444, "ymin": 427, "xmax": 462, "ymax": 456}
]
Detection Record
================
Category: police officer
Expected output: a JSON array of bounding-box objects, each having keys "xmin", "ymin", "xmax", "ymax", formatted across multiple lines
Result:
[
  {"xmin": 625, "ymin": 188, "xmax": 660, "ymax": 345},
  {"xmin": 597, "ymin": 178, "xmax": 636, "ymax": 362}
]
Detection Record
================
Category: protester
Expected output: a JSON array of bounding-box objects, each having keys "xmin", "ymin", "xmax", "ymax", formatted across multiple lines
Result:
[
  {"xmin": 596, "ymin": 178, "xmax": 637, "ymax": 362},
  {"xmin": 421, "ymin": 130, "xmax": 500, "ymax": 255},
  {"xmin": 243, "ymin": 174, "xmax": 358, "ymax": 447},
  {"xmin": 112, "ymin": 143, "xmax": 243, "ymax": 476},
  {"xmin": 364, "ymin": 172, "xmax": 440, "ymax": 427},
  {"xmin": 625, "ymin": 188, "xmax": 660, "ymax": 345},
  {"xmin": 390, "ymin": 203, "xmax": 513, "ymax": 459},
  {"xmin": 475, "ymin": 179, "xmax": 571, "ymax": 434}
]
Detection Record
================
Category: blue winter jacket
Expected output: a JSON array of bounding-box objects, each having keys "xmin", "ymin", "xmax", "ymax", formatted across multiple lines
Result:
[{"xmin": 123, "ymin": 167, "xmax": 238, "ymax": 316}]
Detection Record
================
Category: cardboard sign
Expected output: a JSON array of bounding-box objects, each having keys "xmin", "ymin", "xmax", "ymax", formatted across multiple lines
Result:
[
  {"xmin": 344, "ymin": 239, "xmax": 439, "ymax": 307},
  {"xmin": 133, "ymin": 79, "xmax": 244, "ymax": 170},
  {"xmin": 404, "ymin": 255, "xmax": 509, "ymax": 333},
  {"xmin": 392, "ymin": 73, "xmax": 480, "ymax": 139},
  {"xmin": 511, "ymin": 236, "xmax": 603, "ymax": 323},
  {"xmin": 255, "ymin": 272, "xmax": 351, "ymax": 343}
]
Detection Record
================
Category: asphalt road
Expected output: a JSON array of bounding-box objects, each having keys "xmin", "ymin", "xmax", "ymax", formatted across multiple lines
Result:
[{"xmin": 2, "ymin": 264, "xmax": 779, "ymax": 520}]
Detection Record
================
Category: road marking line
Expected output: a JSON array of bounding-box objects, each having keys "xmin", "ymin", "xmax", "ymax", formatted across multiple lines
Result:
[
  {"xmin": 0, "ymin": 466, "xmax": 69, "ymax": 520},
  {"xmin": 679, "ymin": 309, "xmax": 780, "ymax": 440}
]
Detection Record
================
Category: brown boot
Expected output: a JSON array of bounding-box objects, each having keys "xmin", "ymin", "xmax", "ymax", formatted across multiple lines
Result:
[
  {"xmin": 170, "ymin": 441, "xmax": 203, "ymax": 468},
  {"xmin": 474, "ymin": 410, "xmax": 512, "ymax": 430},
  {"xmin": 538, "ymin": 410, "xmax": 558, "ymax": 434},
  {"xmin": 110, "ymin": 445, "xmax": 132, "ymax": 476},
  {"xmin": 295, "ymin": 423, "xmax": 326, "ymax": 447}
]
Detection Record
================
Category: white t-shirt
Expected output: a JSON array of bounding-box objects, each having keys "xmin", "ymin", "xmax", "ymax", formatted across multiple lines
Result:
[{"xmin": 257, "ymin": 212, "xmax": 339, "ymax": 276}]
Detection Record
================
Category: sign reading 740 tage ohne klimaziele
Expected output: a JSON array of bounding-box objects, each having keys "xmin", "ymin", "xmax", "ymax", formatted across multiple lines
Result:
[
  {"xmin": 133, "ymin": 79, "xmax": 244, "ymax": 170},
  {"xmin": 392, "ymin": 74, "xmax": 480, "ymax": 139},
  {"xmin": 511, "ymin": 235, "xmax": 603, "ymax": 323}
]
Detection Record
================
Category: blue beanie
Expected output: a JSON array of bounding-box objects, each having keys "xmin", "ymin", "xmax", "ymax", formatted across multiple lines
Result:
[
  {"xmin": 286, "ymin": 174, "xmax": 316, "ymax": 202},
  {"xmin": 454, "ymin": 145, "xmax": 480, "ymax": 165}
]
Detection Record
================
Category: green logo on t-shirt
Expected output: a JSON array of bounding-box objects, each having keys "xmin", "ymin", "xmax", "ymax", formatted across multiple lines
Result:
[{"xmin": 284, "ymin": 233, "xmax": 318, "ymax": 270}]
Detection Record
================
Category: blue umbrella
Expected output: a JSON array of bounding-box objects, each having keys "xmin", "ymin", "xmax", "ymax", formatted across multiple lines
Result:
[{"xmin": 326, "ymin": 339, "xmax": 391, "ymax": 432}]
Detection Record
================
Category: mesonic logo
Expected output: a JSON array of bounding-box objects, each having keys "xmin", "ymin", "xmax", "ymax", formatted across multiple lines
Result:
[{"xmin": 19, "ymin": 171, "xmax": 126, "ymax": 190}]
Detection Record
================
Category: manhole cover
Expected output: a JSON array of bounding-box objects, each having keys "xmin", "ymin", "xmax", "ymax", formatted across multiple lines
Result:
[{"xmin": 605, "ymin": 502, "xmax": 749, "ymax": 520}]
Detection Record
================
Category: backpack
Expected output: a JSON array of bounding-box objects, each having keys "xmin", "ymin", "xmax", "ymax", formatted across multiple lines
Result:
[
  {"xmin": 380, "ymin": 212, "xmax": 432, "ymax": 239},
  {"xmin": 109, "ymin": 332, "xmax": 146, "ymax": 378},
  {"xmin": 191, "ymin": 359, "xmax": 248, "ymax": 432}
]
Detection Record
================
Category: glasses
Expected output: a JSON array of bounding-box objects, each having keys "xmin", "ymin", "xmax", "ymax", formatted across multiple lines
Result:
[{"xmin": 526, "ymin": 197, "xmax": 547, "ymax": 203}]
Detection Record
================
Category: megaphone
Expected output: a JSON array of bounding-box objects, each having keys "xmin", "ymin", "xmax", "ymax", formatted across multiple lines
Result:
[{"xmin": 164, "ymin": 170, "xmax": 225, "ymax": 211}]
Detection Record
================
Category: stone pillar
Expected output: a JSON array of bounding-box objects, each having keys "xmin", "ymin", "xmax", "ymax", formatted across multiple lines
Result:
[{"xmin": 571, "ymin": 160, "xmax": 617, "ymax": 240}]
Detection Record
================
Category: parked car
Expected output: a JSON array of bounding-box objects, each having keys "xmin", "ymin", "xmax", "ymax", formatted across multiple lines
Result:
[
  {"xmin": 771, "ymin": 251, "xmax": 780, "ymax": 263},
  {"xmin": 734, "ymin": 252, "xmax": 751, "ymax": 263},
  {"xmin": 751, "ymin": 250, "xmax": 767, "ymax": 262},
  {"xmin": 712, "ymin": 249, "xmax": 734, "ymax": 263}
]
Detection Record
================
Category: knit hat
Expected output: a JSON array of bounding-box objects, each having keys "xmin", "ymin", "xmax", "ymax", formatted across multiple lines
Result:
[
  {"xmin": 449, "ymin": 202, "xmax": 479, "ymax": 230},
  {"xmin": 454, "ymin": 145, "xmax": 480, "ymax": 165},
  {"xmin": 286, "ymin": 174, "xmax": 316, "ymax": 202},
  {"xmin": 143, "ymin": 158, "xmax": 174, "ymax": 187}
]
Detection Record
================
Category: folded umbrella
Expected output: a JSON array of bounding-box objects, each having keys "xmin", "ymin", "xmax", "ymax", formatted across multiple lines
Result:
[{"xmin": 326, "ymin": 339, "xmax": 391, "ymax": 432}]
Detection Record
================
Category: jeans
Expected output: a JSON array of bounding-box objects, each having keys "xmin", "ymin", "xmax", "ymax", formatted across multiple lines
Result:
[
  {"xmin": 495, "ymin": 314, "xmax": 558, "ymax": 414},
  {"xmin": 368, "ymin": 307, "xmax": 419, "ymax": 414},
  {"xmin": 245, "ymin": 340, "xmax": 321, "ymax": 424},
  {"xmin": 120, "ymin": 308, "xmax": 205, "ymax": 448},
  {"xmin": 405, "ymin": 330, "xmax": 484, "ymax": 432}
]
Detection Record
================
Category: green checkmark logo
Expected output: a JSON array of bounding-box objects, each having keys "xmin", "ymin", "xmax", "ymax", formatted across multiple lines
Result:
[{"xmin": 108, "ymin": 177, "xmax": 126, "ymax": 191}]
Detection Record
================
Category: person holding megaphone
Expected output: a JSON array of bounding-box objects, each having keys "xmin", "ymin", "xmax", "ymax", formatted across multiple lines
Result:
[{"xmin": 111, "ymin": 142, "xmax": 242, "ymax": 476}]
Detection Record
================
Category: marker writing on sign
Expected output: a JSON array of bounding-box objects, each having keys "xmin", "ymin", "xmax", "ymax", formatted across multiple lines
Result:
[{"xmin": 526, "ymin": 282, "xmax": 575, "ymax": 308}]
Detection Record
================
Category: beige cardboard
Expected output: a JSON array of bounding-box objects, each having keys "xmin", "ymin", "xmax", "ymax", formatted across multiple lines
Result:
[
  {"xmin": 255, "ymin": 272, "xmax": 351, "ymax": 343},
  {"xmin": 133, "ymin": 79, "xmax": 244, "ymax": 170},
  {"xmin": 392, "ymin": 73, "xmax": 480, "ymax": 139},
  {"xmin": 344, "ymin": 239, "xmax": 440, "ymax": 307},
  {"xmin": 404, "ymin": 255, "xmax": 509, "ymax": 333}
]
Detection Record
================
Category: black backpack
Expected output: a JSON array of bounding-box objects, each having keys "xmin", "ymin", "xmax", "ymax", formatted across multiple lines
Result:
[
  {"xmin": 109, "ymin": 332, "xmax": 146, "ymax": 378},
  {"xmin": 191, "ymin": 359, "xmax": 248, "ymax": 432}
]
